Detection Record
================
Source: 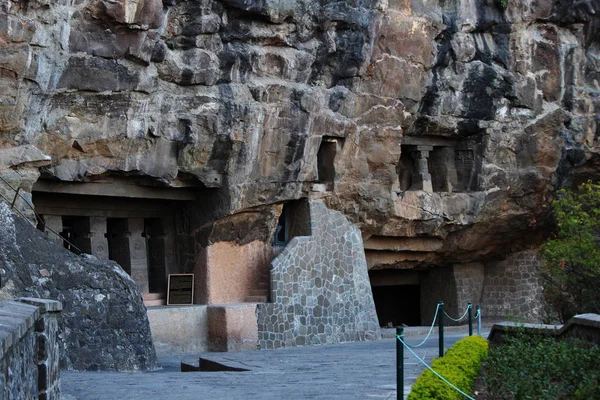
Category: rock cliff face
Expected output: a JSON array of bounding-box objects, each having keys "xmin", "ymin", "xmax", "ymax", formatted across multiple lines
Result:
[
  {"xmin": 0, "ymin": 0, "xmax": 599, "ymax": 319},
  {"xmin": 2, "ymin": 0, "xmax": 598, "ymax": 260}
]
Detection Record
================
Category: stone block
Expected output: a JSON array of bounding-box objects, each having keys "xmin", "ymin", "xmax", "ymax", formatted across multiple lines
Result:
[
  {"xmin": 147, "ymin": 305, "xmax": 208, "ymax": 356},
  {"xmin": 207, "ymin": 303, "xmax": 258, "ymax": 352},
  {"xmin": 99, "ymin": 0, "xmax": 165, "ymax": 29},
  {"xmin": 198, "ymin": 240, "xmax": 272, "ymax": 304}
]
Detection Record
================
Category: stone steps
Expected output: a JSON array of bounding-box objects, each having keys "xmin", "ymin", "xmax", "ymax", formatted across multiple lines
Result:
[
  {"xmin": 245, "ymin": 273, "xmax": 270, "ymax": 303},
  {"xmin": 249, "ymin": 288, "xmax": 269, "ymax": 296},
  {"xmin": 245, "ymin": 295, "xmax": 268, "ymax": 303},
  {"xmin": 143, "ymin": 293, "xmax": 166, "ymax": 307},
  {"xmin": 144, "ymin": 299, "xmax": 166, "ymax": 306}
]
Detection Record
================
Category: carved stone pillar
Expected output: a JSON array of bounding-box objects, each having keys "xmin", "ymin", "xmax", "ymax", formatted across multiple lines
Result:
[
  {"xmin": 42, "ymin": 215, "xmax": 63, "ymax": 243},
  {"xmin": 108, "ymin": 218, "xmax": 132, "ymax": 275},
  {"xmin": 107, "ymin": 218, "xmax": 149, "ymax": 293},
  {"xmin": 411, "ymin": 146, "xmax": 433, "ymax": 192},
  {"xmin": 431, "ymin": 147, "xmax": 457, "ymax": 192},
  {"xmin": 128, "ymin": 218, "xmax": 149, "ymax": 294},
  {"xmin": 73, "ymin": 217, "xmax": 109, "ymax": 259}
]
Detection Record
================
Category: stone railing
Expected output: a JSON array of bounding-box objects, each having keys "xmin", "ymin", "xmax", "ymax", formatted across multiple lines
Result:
[
  {"xmin": 0, "ymin": 298, "xmax": 62, "ymax": 400},
  {"xmin": 488, "ymin": 313, "xmax": 600, "ymax": 346}
]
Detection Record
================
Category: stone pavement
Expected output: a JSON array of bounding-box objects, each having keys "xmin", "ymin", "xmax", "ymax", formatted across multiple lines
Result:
[{"xmin": 62, "ymin": 328, "xmax": 490, "ymax": 400}]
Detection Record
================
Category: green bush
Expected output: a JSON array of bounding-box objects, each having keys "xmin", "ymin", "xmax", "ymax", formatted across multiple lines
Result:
[
  {"xmin": 486, "ymin": 330, "xmax": 600, "ymax": 399},
  {"xmin": 540, "ymin": 181, "xmax": 600, "ymax": 322},
  {"xmin": 408, "ymin": 336, "xmax": 488, "ymax": 400}
]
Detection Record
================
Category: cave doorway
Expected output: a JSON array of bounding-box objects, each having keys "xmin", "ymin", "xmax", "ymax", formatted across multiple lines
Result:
[
  {"xmin": 273, "ymin": 199, "xmax": 312, "ymax": 246},
  {"xmin": 372, "ymin": 285, "xmax": 421, "ymax": 327},
  {"xmin": 106, "ymin": 218, "xmax": 132, "ymax": 275},
  {"xmin": 317, "ymin": 138, "xmax": 338, "ymax": 190},
  {"xmin": 60, "ymin": 216, "xmax": 77, "ymax": 253},
  {"xmin": 144, "ymin": 218, "xmax": 167, "ymax": 294}
]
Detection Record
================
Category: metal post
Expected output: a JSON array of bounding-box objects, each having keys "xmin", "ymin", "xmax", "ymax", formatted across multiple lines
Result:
[
  {"xmin": 468, "ymin": 302, "xmax": 473, "ymax": 336},
  {"xmin": 477, "ymin": 305, "xmax": 482, "ymax": 336},
  {"xmin": 397, "ymin": 326, "xmax": 404, "ymax": 400},
  {"xmin": 438, "ymin": 301, "xmax": 444, "ymax": 358},
  {"xmin": 10, "ymin": 187, "xmax": 20, "ymax": 209}
]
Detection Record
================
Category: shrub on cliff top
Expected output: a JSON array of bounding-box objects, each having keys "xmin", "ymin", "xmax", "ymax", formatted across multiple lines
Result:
[{"xmin": 407, "ymin": 335, "xmax": 488, "ymax": 400}]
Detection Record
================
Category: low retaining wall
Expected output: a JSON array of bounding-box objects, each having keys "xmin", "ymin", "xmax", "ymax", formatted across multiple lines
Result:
[
  {"xmin": 148, "ymin": 303, "xmax": 259, "ymax": 354},
  {"xmin": 147, "ymin": 305, "xmax": 209, "ymax": 356},
  {"xmin": 488, "ymin": 313, "xmax": 600, "ymax": 345},
  {"xmin": 0, "ymin": 298, "xmax": 62, "ymax": 400}
]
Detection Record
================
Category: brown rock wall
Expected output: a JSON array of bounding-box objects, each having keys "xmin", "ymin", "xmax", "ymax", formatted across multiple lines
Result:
[
  {"xmin": 0, "ymin": 0, "xmax": 598, "ymax": 274},
  {"xmin": 196, "ymin": 240, "xmax": 272, "ymax": 304}
]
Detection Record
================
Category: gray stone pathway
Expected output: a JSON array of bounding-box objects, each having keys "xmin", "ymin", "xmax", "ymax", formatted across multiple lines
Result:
[{"xmin": 62, "ymin": 328, "xmax": 489, "ymax": 400}]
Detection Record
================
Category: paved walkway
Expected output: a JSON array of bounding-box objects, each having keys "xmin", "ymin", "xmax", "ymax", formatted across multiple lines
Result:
[{"xmin": 62, "ymin": 328, "xmax": 489, "ymax": 400}]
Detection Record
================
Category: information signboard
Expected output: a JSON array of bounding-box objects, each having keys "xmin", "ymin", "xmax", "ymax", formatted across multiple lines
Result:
[{"xmin": 167, "ymin": 274, "xmax": 194, "ymax": 305}]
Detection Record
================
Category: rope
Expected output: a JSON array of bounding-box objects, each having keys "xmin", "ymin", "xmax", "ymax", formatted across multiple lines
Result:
[
  {"xmin": 397, "ymin": 335, "xmax": 476, "ymax": 400},
  {"xmin": 473, "ymin": 309, "xmax": 480, "ymax": 318},
  {"xmin": 443, "ymin": 304, "xmax": 471, "ymax": 322},
  {"xmin": 404, "ymin": 303, "xmax": 440, "ymax": 348}
]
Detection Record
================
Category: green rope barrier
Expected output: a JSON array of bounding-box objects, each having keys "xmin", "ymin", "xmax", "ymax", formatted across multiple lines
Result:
[
  {"xmin": 443, "ymin": 304, "xmax": 471, "ymax": 322},
  {"xmin": 397, "ymin": 335, "xmax": 476, "ymax": 400},
  {"xmin": 404, "ymin": 303, "xmax": 440, "ymax": 348}
]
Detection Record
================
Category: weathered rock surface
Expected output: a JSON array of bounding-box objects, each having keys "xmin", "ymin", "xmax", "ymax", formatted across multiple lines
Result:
[
  {"xmin": 0, "ymin": 0, "xmax": 598, "ymax": 268},
  {"xmin": 0, "ymin": 203, "xmax": 158, "ymax": 371}
]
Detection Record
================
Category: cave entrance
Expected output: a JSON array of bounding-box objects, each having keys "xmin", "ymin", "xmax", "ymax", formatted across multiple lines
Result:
[
  {"xmin": 317, "ymin": 137, "xmax": 341, "ymax": 191},
  {"xmin": 369, "ymin": 269, "xmax": 421, "ymax": 327},
  {"xmin": 372, "ymin": 285, "xmax": 421, "ymax": 327},
  {"xmin": 32, "ymin": 180, "xmax": 198, "ymax": 305},
  {"xmin": 273, "ymin": 199, "xmax": 312, "ymax": 247}
]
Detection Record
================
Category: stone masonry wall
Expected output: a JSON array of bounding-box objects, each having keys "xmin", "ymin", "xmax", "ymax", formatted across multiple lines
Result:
[
  {"xmin": 20, "ymin": 298, "xmax": 62, "ymax": 400},
  {"xmin": 420, "ymin": 266, "xmax": 458, "ymax": 326},
  {"xmin": 0, "ymin": 298, "xmax": 62, "ymax": 400},
  {"xmin": 481, "ymin": 250, "xmax": 544, "ymax": 322},
  {"xmin": 454, "ymin": 263, "xmax": 485, "ymax": 310},
  {"xmin": 256, "ymin": 200, "xmax": 380, "ymax": 349},
  {"xmin": 0, "ymin": 301, "xmax": 38, "ymax": 400}
]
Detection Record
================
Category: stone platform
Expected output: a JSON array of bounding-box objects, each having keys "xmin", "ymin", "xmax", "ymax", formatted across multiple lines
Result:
[{"xmin": 62, "ymin": 329, "xmax": 490, "ymax": 400}]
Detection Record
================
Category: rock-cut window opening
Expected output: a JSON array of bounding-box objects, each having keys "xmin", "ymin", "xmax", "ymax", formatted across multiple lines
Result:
[
  {"xmin": 273, "ymin": 200, "xmax": 312, "ymax": 246},
  {"xmin": 317, "ymin": 137, "xmax": 339, "ymax": 191},
  {"xmin": 398, "ymin": 143, "xmax": 479, "ymax": 193}
]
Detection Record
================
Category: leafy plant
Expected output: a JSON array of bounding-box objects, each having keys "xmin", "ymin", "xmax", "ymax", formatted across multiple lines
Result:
[
  {"xmin": 408, "ymin": 336, "xmax": 488, "ymax": 400},
  {"xmin": 539, "ymin": 181, "xmax": 600, "ymax": 322},
  {"xmin": 497, "ymin": 0, "xmax": 509, "ymax": 10},
  {"xmin": 486, "ymin": 329, "xmax": 600, "ymax": 399}
]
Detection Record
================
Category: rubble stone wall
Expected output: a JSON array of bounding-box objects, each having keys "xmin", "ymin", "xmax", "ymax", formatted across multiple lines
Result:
[
  {"xmin": 454, "ymin": 262, "xmax": 485, "ymax": 314},
  {"xmin": 0, "ymin": 298, "xmax": 62, "ymax": 400},
  {"xmin": 256, "ymin": 200, "xmax": 380, "ymax": 349},
  {"xmin": 481, "ymin": 250, "xmax": 544, "ymax": 322},
  {"xmin": 0, "ymin": 301, "xmax": 38, "ymax": 400}
]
